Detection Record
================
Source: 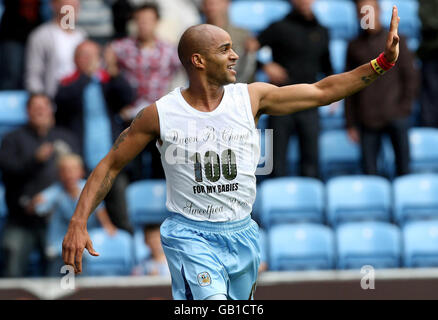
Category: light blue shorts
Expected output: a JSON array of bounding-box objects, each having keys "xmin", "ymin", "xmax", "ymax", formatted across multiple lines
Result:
[{"xmin": 160, "ymin": 214, "xmax": 261, "ymax": 300}]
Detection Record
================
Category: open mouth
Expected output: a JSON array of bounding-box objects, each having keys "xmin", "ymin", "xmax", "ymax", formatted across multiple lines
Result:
[{"xmin": 227, "ymin": 65, "xmax": 237, "ymax": 75}]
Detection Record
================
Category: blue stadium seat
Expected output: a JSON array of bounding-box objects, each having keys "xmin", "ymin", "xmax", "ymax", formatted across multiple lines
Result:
[
  {"xmin": 229, "ymin": 0, "xmax": 291, "ymax": 34},
  {"xmin": 336, "ymin": 221, "xmax": 402, "ymax": 269},
  {"xmin": 313, "ymin": 0, "xmax": 358, "ymax": 39},
  {"xmin": 319, "ymin": 100, "xmax": 345, "ymax": 131},
  {"xmin": 134, "ymin": 229, "xmax": 151, "ymax": 265},
  {"xmin": 269, "ymin": 223, "xmax": 335, "ymax": 271},
  {"xmin": 380, "ymin": 0, "xmax": 420, "ymax": 39},
  {"xmin": 319, "ymin": 130, "xmax": 361, "ymax": 181},
  {"xmin": 85, "ymin": 228, "xmax": 134, "ymax": 276},
  {"xmin": 126, "ymin": 180, "xmax": 170, "ymax": 227},
  {"xmin": 326, "ymin": 175, "xmax": 392, "ymax": 226},
  {"xmin": 409, "ymin": 128, "xmax": 438, "ymax": 173},
  {"xmin": 393, "ymin": 174, "xmax": 438, "ymax": 225},
  {"xmin": 329, "ymin": 39, "xmax": 348, "ymax": 74},
  {"xmin": 0, "ymin": 91, "xmax": 28, "ymax": 140},
  {"xmin": 403, "ymin": 220, "xmax": 438, "ymax": 268},
  {"xmin": 286, "ymin": 136, "xmax": 299, "ymax": 176},
  {"xmin": 259, "ymin": 177, "xmax": 325, "ymax": 228}
]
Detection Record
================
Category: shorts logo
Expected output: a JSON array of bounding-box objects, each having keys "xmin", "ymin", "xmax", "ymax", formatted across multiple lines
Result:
[{"xmin": 197, "ymin": 272, "xmax": 211, "ymax": 287}]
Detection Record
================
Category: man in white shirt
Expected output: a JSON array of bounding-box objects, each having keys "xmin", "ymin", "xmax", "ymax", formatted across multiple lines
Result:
[{"xmin": 25, "ymin": 0, "xmax": 87, "ymax": 98}]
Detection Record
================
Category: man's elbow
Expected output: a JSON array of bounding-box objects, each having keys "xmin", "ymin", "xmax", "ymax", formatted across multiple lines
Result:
[{"xmin": 314, "ymin": 87, "xmax": 332, "ymax": 107}]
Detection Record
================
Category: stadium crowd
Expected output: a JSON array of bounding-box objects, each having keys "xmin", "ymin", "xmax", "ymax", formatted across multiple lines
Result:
[{"xmin": 0, "ymin": 0, "xmax": 437, "ymax": 278}]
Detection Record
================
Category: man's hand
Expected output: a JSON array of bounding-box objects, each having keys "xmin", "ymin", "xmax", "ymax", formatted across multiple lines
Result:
[
  {"xmin": 35, "ymin": 142, "xmax": 54, "ymax": 163},
  {"xmin": 62, "ymin": 219, "xmax": 99, "ymax": 274},
  {"xmin": 384, "ymin": 6, "xmax": 400, "ymax": 63},
  {"xmin": 347, "ymin": 127, "xmax": 360, "ymax": 144},
  {"xmin": 263, "ymin": 62, "xmax": 289, "ymax": 86}
]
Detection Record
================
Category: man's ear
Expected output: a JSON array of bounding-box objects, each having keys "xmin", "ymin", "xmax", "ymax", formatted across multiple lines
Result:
[{"xmin": 191, "ymin": 53, "xmax": 205, "ymax": 70}]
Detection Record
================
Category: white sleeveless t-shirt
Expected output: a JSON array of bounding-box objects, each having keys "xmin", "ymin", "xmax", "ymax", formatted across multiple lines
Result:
[{"xmin": 156, "ymin": 83, "xmax": 260, "ymax": 222}]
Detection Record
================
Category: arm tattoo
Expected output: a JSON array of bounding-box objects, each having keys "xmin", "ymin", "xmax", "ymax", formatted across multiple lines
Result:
[
  {"xmin": 131, "ymin": 108, "xmax": 145, "ymax": 127},
  {"xmin": 94, "ymin": 171, "xmax": 114, "ymax": 208},
  {"xmin": 361, "ymin": 76, "xmax": 373, "ymax": 85},
  {"xmin": 112, "ymin": 129, "xmax": 129, "ymax": 151}
]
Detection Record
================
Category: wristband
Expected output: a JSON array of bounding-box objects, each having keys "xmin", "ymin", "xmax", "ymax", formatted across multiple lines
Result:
[{"xmin": 370, "ymin": 52, "xmax": 395, "ymax": 75}]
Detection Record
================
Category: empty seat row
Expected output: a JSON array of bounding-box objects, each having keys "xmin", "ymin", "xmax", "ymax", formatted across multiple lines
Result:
[
  {"xmin": 267, "ymin": 220, "xmax": 438, "ymax": 271},
  {"xmin": 283, "ymin": 128, "xmax": 438, "ymax": 181},
  {"xmin": 58, "ymin": 219, "xmax": 438, "ymax": 276},
  {"xmin": 256, "ymin": 174, "xmax": 438, "ymax": 228}
]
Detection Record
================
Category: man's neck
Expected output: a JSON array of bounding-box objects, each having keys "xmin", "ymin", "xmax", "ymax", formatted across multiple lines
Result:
[
  {"xmin": 54, "ymin": 18, "xmax": 74, "ymax": 34},
  {"xmin": 183, "ymin": 79, "xmax": 225, "ymax": 112},
  {"xmin": 31, "ymin": 125, "xmax": 51, "ymax": 137},
  {"xmin": 65, "ymin": 184, "xmax": 80, "ymax": 198},
  {"xmin": 137, "ymin": 36, "xmax": 156, "ymax": 49}
]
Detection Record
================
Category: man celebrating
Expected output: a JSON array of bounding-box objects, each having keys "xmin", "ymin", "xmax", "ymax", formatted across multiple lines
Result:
[{"xmin": 62, "ymin": 7, "xmax": 401, "ymax": 300}]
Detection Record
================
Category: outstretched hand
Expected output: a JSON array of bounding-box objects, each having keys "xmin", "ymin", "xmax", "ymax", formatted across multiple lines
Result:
[
  {"xmin": 62, "ymin": 220, "xmax": 99, "ymax": 274},
  {"xmin": 384, "ymin": 6, "xmax": 400, "ymax": 63}
]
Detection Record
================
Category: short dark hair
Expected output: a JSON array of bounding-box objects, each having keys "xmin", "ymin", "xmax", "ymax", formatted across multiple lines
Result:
[
  {"xmin": 26, "ymin": 92, "xmax": 52, "ymax": 109},
  {"xmin": 134, "ymin": 2, "xmax": 160, "ymax": 20}
]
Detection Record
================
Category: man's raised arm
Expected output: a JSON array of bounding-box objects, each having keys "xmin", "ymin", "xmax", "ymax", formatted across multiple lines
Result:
[
  {"xmin": 249, "ymin": 6, "xmax": 400, "ymax": 118},
  {"xmin": 62, "ymin": 104, "xmax": 160, "ymax": 274}
]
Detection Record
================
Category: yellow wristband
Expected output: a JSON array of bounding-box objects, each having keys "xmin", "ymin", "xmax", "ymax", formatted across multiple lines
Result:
[{"xmin": 370, "ymin": 58, "xmax": 386, "ymax": 75}]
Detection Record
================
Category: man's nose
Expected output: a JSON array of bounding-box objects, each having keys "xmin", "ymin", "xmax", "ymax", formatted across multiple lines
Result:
[{"xmin": 230, "ymin": 49, "xmax": 239, "ymax": 61}]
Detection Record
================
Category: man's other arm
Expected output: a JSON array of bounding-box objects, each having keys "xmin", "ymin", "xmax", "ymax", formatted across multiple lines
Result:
[{"xmin": 62, "ymin": 103, "xmax": 160, "ymax": 273}]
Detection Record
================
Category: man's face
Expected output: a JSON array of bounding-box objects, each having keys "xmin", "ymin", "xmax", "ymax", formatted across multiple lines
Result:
[
  {"xmin": 135, "ymin": 9, "xmax": 158, "ymax": 41},
  {"xmin": 27, "ymin": 96, "xmax": 54, "ymax": 130},
  {"xmin": 291, "ymin": 0, "xmax": 315, "ymax": 16},
  {"xmin": 202, "ymin": 0, "xmax": 229, "ymax": 21},
  {"xmin": 75, "ymin": 42, "xmax": 101, "ymax": 76},
  {"xmin": 203, "ymin": 29, "xmax": 239, "ymax": 85},
  {"xmin": 58, "ymin": 158, "xmax": 84, "ymax": 190}
]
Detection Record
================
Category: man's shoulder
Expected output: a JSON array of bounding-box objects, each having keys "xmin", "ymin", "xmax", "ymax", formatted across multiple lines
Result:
[{"xmin": 59, "ymin": 70, "xmax": 82, "ymax": 87}]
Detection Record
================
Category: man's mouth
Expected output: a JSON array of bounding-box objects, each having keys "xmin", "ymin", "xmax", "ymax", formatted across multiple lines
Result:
[{"xmin": 227, "ymin": 64, "xmax": 236, "ymax": 75}]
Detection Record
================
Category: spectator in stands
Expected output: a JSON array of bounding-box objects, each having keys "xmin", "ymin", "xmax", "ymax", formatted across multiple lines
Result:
[
  {"xmin": 132, "ymin": 224, "xmax": 170, "ymax": 276},
  {"xmin": 55, "ymin": 40, "xmax": 134, "ymax": 234},
  {"xmin": 345, "ymin": 0, "xmax": 419, "ymax": 177},
  {"xmin": 0, "ymin": 0, "xmax": 46, "ymax": 90},
  {"xmin": 417, "ymin": 0, "xmax": 438, "ymax": 128},
  {"xmin": 256, "ymin": 0, "xmax": 333, "ymax": 179},
  {"xmin": 201, "ymin": 0, "xmax": 258, "ymax": 83},
  {"xmin": 110, "ymin": 3, "xmax": 182, "ymax": 179},
  {"xmin": 33, "ymin": 153, "xmax": 116, "ymax": 275},
  {"xmin": 154, "ymin": 0, "xmax": 202, "ymax": 46},
  {"xmin": 25, "ymin": 0, "xmax": 87, "ymax": 98},
  {"xmin": 110, "ymin": 2, "xmax": 182, "ymax": 115},
  {"xmin": 0, "ymin": 93, "xmax": 79, "ymax": 277},
  {"xmin": 76, "ymin": 0, "xmax": 114, "ymax": 45}
]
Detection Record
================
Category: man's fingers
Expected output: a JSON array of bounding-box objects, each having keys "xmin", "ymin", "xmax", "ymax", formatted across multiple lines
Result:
[
  {"xmin": 65, "ymin": 248, "xmax": 77, "ymax": 273},
  {"xmin": 392, "ymin": 34, "xmax": 400, "ymax": 48},
  {"xmin": 75, "ymin": 248, "xmax": 84, "ymax": 274},
  {"xmin": 390, "ymin": 6, "xmax": 400, "ymax": 33},
  {"xmin": 86, "ymin": 240, "xmax": 100, "ymax": 257}
]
